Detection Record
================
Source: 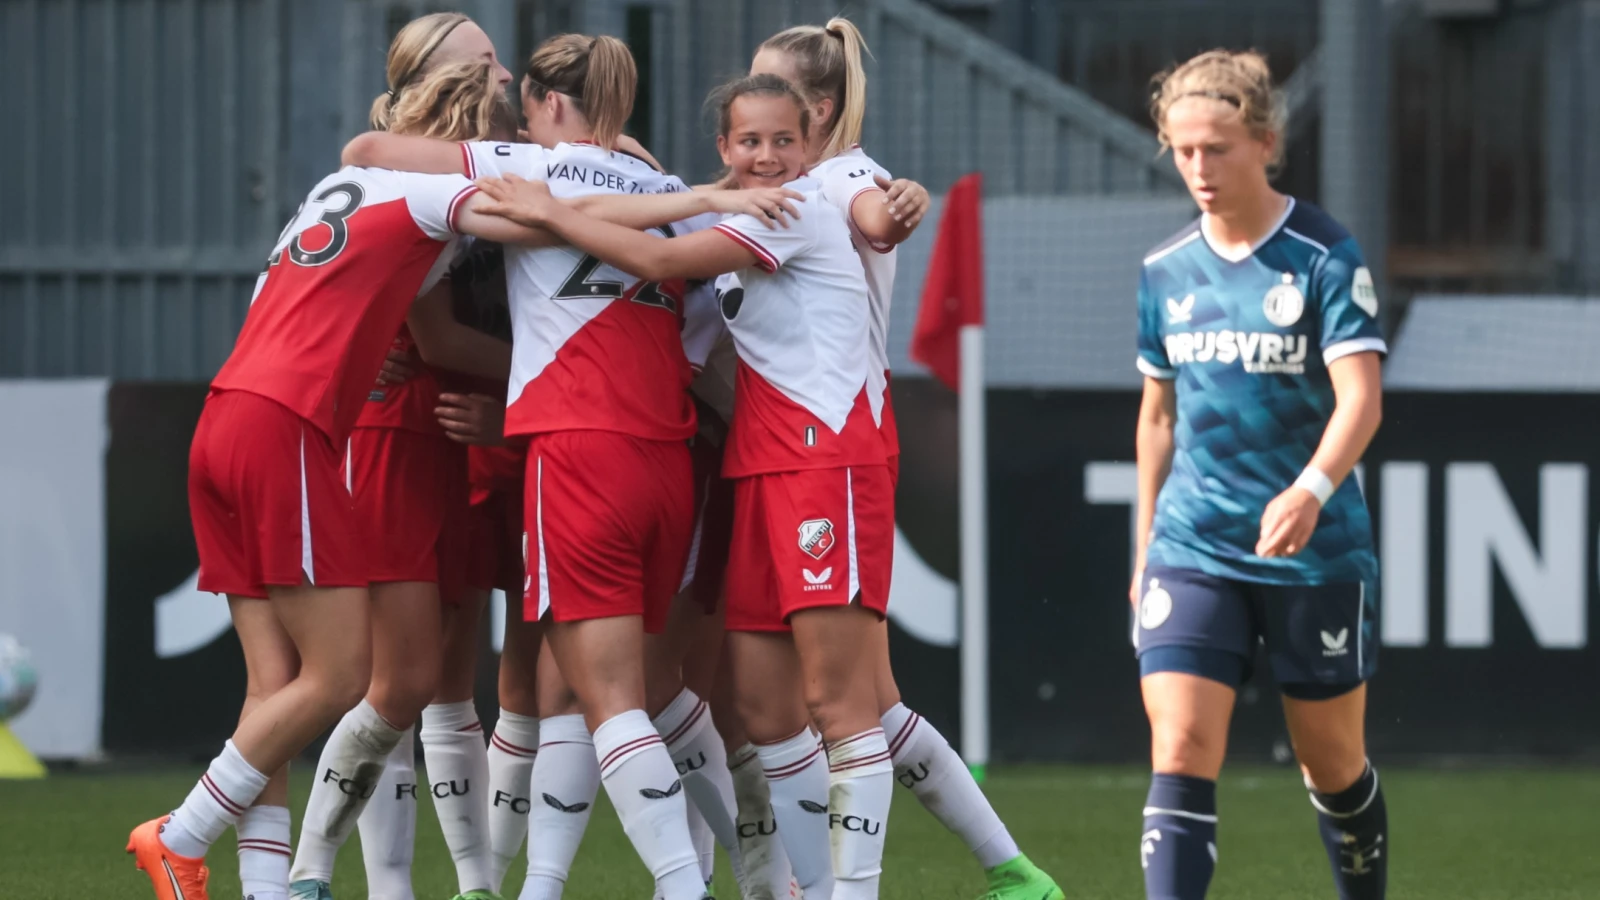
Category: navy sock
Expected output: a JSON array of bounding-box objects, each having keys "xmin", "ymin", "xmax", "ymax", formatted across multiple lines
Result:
[
  {"xmin": 1310, "ymin": 762, "xmax": 1387, "ymax": 899},
  {"xmin": 1141, "ymin": 773, "xmax": 1217, "ymax": 900}
]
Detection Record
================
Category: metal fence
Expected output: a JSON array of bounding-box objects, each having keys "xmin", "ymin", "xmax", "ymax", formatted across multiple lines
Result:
[{"xmin": 0, "ymin": 0, "xmax": 1180, "ymax": 380}]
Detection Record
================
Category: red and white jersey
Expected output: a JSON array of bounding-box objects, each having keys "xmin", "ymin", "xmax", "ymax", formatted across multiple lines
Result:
[
  {"xmin": 462, "ymin": 141, "xmax": 717, "ymax": 442},
  {"xmin": 811, "ymin": 146, "xmax": 899, "ymax": 454},
  {"xmin": 711, "ymin": 179, "xmax": 883, "ymax": 478},
  {"xmin": 212, "ymin": 166, "xmax": 476, "ymax": 443}
]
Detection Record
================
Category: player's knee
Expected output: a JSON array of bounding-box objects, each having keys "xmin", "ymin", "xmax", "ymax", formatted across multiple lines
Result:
[
  {"xmin": 497, "ymin": 670, "xmax": 538, "ymax": 717},
  {"xmin": 314, "ymin": 648, "xmax": 373, "ymax": 717},
  {"xmin": 801, "ymin": 674, "xmax": 878, "ymax": 740},
  {"xmin": 1150, "ymin": 721, "xmax": 1226, "ymax": 779},
  {"xmin": 733, "ymin": 686, "xmax": 807, "ymax": 745},
  {"xmin": 1295, "ymin": 740, "xmax": 1368, "ymax": 793},
  {"xmin": 372, "ymin": 664, "xmax": 440, "ymax": 723}
]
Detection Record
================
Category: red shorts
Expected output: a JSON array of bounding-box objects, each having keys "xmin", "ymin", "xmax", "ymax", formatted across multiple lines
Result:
[
  {"xmin": 724, "ymin": 465, "xmax": 894, "ymax": 632},
  {"xmin": 523, "ymin": 431, "xmax": 694, "ymax": 631},
  {"xmin": 190, "ymin": 390, "xmax": 365, "ymax": 598},
  {"xmin": 343, "ymin": 427, "xmax": 470, "ymax": 603},
  {"xmin": 680, "ymin": 435, "xmax": 734, "ymax": 613},
  {"xmin": 466, "ymin": 487, "xmax": 526, "ymax": 596}
]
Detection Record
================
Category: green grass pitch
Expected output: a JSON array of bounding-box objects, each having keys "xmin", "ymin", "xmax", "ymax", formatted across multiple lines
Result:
[{"xmin": 3, "ymin": 764, "xmax": 1598, "ymax": 898}]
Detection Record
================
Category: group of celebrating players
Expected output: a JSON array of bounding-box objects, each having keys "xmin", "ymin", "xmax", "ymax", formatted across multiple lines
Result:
[{"xmin": 124, "ymin": 10, "xmax": 1390, "ymax": 900}]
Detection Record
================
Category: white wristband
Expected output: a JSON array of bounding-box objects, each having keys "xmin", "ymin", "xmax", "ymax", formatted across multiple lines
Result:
[{"xmin": 1294, "ymin": 467, "xmax": 1336, "ymax": 506}]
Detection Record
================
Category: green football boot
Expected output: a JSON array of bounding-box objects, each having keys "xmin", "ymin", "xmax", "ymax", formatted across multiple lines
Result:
[{"xmin": 977, "ymin": 854, "xmax": 1066, "ymax": 900}]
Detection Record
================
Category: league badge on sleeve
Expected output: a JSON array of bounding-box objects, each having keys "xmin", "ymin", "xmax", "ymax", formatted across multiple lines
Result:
[
  {"xmin": 1352, "ymin": 267, "xmax": 1379, "ymax": 317},
  {"xmin": 1262, "ymin": 273, "xmax": 1305, "ymax": 327}
]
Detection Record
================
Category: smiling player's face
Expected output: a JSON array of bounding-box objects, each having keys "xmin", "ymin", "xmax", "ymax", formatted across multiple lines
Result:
[
  {"xmin": 717, "ymin": 95, "xmax": 808, "ymax": 190},
  {"xmin": 1164, "ymin": 96, "xmax": 1276, "ymax": 215}
]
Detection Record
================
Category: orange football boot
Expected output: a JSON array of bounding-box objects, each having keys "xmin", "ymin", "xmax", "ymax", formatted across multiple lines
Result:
[{"xmin": 126, "ymin": 816, "xmax": 211, "ymax": 900}]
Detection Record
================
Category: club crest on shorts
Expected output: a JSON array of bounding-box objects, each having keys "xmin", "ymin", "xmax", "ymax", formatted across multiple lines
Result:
[
  {"xmin": 798, "ymin": 518, "xmax": 836, "ymax": 560},
  {"xmin": 1140, "ymin": 578, "xmax": 1173, "ymax": 630},
  {"xmin": 1262, "ymin": 272, "xmax": 1304, "ymax": 327}
]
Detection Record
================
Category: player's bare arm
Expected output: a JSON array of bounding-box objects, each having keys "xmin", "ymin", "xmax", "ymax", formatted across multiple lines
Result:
[
  {"xmin": 452, "ymin": 192, "xmax": 564, "ymax": 247},
  {"xmin": 473, "ymin": 177, "xmax": 760, "ymax": 282},
  {"xmin": 343, "ymin": 131, "xmax": 467, "ymax": 173},
  {"xmin": 406, "ymin": 280, "xmax": 512, "ymax": 381},
  {"xmin": 1256, "ymin": 351, "xmax": 1383, "ymax": 558},
  {"xmin": 849, "ymin": 174, "xmax": 930, "ymax": 242},
  {"xmin": 564, "ymin": 182, "xmax": 805, "ymax": 230},
  {"xmin": 1133, "ymin": 375, "xmax": 1178, "ymax": 606}
]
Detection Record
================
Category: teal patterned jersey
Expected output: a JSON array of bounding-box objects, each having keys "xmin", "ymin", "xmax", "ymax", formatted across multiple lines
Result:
[{"xmin": 1137, "ymin": 198, "xmax": 1384, "ymax": 585}]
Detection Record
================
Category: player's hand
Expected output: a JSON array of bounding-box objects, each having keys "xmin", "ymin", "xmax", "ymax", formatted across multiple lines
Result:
[
  {"xmin": 1129, "ymin": 566, "xmax": 1144, "ymax": 609},
  {"xmin": 436, "ymin": 393, "xmax": 505, "ymax": 446},
  {"xmin": 474, "ymin": 174, "xmax": 558, "ymax": 227},
  {"xmin": 376, "ymin": 345, "xmax": 415, "ymax": 386},
  {"xmin": 1256, "ymin": 487, "xmax": 1322, "ymax": 558},
  {"xmin": 707, "ymin": 188, "xmax": 804, "ymax": 228},
  {"xmin": 875, "ymin": 175, "xmax": 930, "ymax": 230}
]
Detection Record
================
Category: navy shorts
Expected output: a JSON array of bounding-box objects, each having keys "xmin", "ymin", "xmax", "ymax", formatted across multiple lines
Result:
[{"xmin": 1133, "ymin": 565, "xmax": 1377, "ymax": 697}]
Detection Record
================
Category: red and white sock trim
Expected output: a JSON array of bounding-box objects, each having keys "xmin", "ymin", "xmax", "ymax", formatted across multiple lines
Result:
[
  {"xmin": 491, "ymin": 732, "xmax": 538, "ymax": 759},
  {"xmin": 237, "ymin": 838, "xmax": 292, "ymax": 858},
  {"xmin": 201, "ymin": 773, "xmax": 246, "ymax": 817}
]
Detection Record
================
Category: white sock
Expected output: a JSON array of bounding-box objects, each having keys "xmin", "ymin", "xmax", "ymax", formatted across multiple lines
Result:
[
  {"xmin": 237, "ymin": 805, "xmax": 291, "ymax": 900},
  {"xmin": 826, "ymin": 728, "xmax": 894, "ymax": 900},
  {"xmin": 653, "ymin": 690, "xmax": 742, "ymax": 857},
  {"xmin": 882, "ymin": 703, "xmax": 1018, "ymax": 868},
  {"xmin": 755, "ymin": 729, "xmax": 834, "ymax": 898},
  {"xmin": 487, "ymin": 709, "xmax": 540, "ymax": 892},
  {"xmin": 290, "ymin": 700, "xmax": 406, "ymax": 883},
  {"xmin": 687, "ymin": 797, "xmax": 716, "ymax": 884},
  {"xmin": 419, "ymin": 701, "xmax": 494, "ymax": 894},
  {"xmin": 358, "ymin": 726, "xmax": 418, "ymax": 900},
  {"xmin": 162, "ymin": 740, "xmax": 270, "ymax": 859},
  {"xmin": 594, "ymin": 709, "xmax": 703, "ymax": 900},
  {"xmin": 519, "ymin": 714, "xmax": 598, "ymax": 900},
  {"xmin": 729, "ymin": 744, "xmax": 794, "ymax": 900},
  {"xmin": 657, "ymin": 801, "xmax": 717, "ymax": 900}
]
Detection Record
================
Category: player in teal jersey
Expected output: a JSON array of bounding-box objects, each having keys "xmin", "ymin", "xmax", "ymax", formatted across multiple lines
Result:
[{"xmin": 1130, "ymin": 50, "xmax": 1388, "ymax": 900}]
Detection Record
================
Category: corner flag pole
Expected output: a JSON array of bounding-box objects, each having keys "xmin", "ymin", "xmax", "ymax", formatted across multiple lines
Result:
[
  {"xmin": 958, "ymin": 323, "xmax": 989, "ymax": 779},
  {"xmin": 909, "ymin": 173, "xmax": 988, "ymax": 778}
]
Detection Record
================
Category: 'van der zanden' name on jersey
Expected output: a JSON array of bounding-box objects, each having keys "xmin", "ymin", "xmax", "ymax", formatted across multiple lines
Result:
[
  {"xmin": 544, "ymin": 163, "xmax": 688, "ymax": 195},
  {"xmin": 1164, "ymin": 331, "xmax": 1311, "ymax": 375}
]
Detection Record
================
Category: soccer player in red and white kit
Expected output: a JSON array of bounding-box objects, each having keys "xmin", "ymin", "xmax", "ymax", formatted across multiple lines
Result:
[
  {"xmin": 473, "ymin": 74, "xmax": 898, "ymax": 900},
  {"xmin": 751, "ymin": 18, "xmax": 1066, "ymax": 900},
  {"xmin": 122, "ymin": 52, "xmax": 562, "ymax": 900},
  {"xmin": 277, "ymin": 18, "xmax": 522, "ymax": 900},
  {"xmin": 341, "ymin": 35, "xmax": 805, "ymax": 900}
]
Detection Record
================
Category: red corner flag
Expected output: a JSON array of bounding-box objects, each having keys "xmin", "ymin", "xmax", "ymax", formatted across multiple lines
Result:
[{"xmin": 910, "ymin": 173, "xmax": 985, "ymax": 391}]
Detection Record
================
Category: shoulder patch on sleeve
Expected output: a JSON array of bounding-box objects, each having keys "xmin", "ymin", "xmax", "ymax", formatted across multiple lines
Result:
[{"xmin": 1351, "ymin": 266, "xmax": 1379, "ymax": 317}]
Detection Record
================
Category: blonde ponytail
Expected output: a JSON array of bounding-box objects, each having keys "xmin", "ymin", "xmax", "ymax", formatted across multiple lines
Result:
[
  {"xmin": 759, "ymin": 16, "xmax": 872, "ymax": 160},
  {"xmin": 524, "ymin": 33, "xmax": 638, "ymax": 150},
  {"xmin": 384, "ymin": 62, "xmax": 506, "ymax": 142},
  {"xmin": 822, "ymin": 18, "xmax": 868, "ymax": 157}
]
